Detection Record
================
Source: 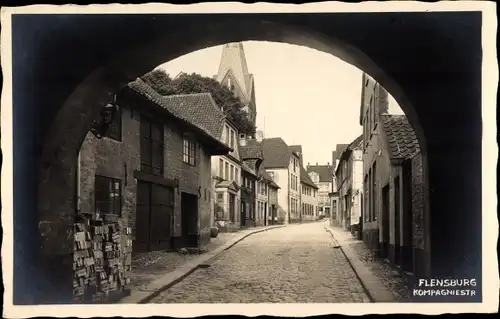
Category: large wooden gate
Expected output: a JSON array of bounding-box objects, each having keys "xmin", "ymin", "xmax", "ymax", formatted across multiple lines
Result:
[{"xmin": 134, "ymin": 181, "xmax": 174, "ymax": 253}]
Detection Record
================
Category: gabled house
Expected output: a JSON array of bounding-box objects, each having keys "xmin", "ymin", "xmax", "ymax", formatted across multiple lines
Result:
[
  {"xmin": 211, "ymin": 117, "xmax": 243, "ymax": 231},
  {"xmin": 261, "ymin": 137, "xmax": 301, "ymax": 224},
  {"xmin": 215, "ymin": 42, "xmax": 257, "ymax": 137},
  {"xmin": 306, "ymin": 163, "xmax": 334, "ymax": 217},
  {"xmin": 329, "ymin": 144, "xmax": 349, "ymax": 226},
  {"xmin": 335, "ymin": 135, "xmax": 364, "ymax": 234},
  {"xmin": 290, "ymin": 145, "xmax": 319, "ymax": 222},
  {"xmin": 77, "ymin": 78, "xmax": 231, "ymax": 254}
]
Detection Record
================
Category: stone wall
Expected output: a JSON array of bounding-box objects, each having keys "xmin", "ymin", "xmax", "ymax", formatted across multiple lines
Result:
[{"xmin": 411, "ymin": 153, "xmax": 425, "ymax": 250}]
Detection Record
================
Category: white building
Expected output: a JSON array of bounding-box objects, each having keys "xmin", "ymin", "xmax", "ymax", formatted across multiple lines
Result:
[
  {"xmin": 211, "ymin": 118, "xmax": 242, "ymax": 230},
  {"xmin": 261, "ymin": 137, "xmax": 301, "ymax": 224}
]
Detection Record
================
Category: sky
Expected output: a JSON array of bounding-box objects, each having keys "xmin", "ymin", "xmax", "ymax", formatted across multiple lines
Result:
[{"xmin": 158, "ymin": 41, "xmax": 403, "ymax": 166}]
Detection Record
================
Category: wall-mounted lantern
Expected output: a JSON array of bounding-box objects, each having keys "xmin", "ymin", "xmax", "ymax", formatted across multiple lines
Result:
[{"xmin": 90, "ymin": 93, "xmax": 119, "ymax": 139}]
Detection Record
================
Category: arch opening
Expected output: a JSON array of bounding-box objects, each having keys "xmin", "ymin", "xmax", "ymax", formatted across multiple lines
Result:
[{"xmin": 10, "ymin": 13, "xmax": 482, "ymax": 304}]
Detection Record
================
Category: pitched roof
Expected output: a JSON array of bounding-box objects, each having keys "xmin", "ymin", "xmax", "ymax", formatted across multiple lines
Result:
[
  {"xmin": 300, "ymin": 166, "xmax": 318, "ymax": 189},
  {"xmin": 256, "ymin": 165, "xmax": 279, "ymax": 189},
  {"xmin": 261, "ymin": 137, "xmax": 293, "ymax": 169},
  {"xmin": 306, "ymin": 165, "xmax": 333, "ymax": 183},
  {"xmin": 239, "ymin": 138, "xmax": 263, "ymax": 161},
  {"xmin": 335, "ymin": 135, "xmax": 364, "ymax": 175},
  {"xmin": 241, "ymin": 160, "xmax": 258, "ymax": 177},
  {"xmin": 381, "ymin": 114, "xmax": 420, "ymax": 160},
  {"xmin": 127, "ymin": 78, "xmax": 226, "ymax": 145},
  {"xmin": 348, "ymin": 134, "xmax": 364, "ymax": 151}
]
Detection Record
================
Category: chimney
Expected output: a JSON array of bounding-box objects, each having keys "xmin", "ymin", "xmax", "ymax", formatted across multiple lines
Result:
[
  {"xmin": 327, "ymin": 162, "xmax": 330, "ymax": 167},
  {"xmin": 316, "ymin": 162, "xmax": 318, "ymax": 166},
  {"xmin": 239, "ymin": 134, "xmax": 247, "ymax": 146}
]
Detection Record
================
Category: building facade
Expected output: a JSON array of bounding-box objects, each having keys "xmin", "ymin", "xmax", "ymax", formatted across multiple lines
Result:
[
  {"xmin": 360, "ymin": 72, "xmax": 425, "ymax": 276},
  {"xmin": 335, "ymin": 135, "xmax": 363, "ymax": 234},
  {"xmin": 77, "ymin": 79, "xmax": 231, "ymax": 253},
  {"xmin": 211, "ymin": 119, "xmax": 243, "ymax": 231},
  {"xmin": 290, "ymin": 145, "xmax": 319, "ymax": 222},
  {"xmin": 307, "ymin": 163, "xmax": 334, "ymax": 217},
  {"xmin": 261, "ymin": 137, "xmax": 301, "ymax": 224}
]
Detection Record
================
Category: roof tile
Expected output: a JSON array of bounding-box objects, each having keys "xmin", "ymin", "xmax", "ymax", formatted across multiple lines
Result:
[{"xmin": 381, "ymin": 114, "xmax": 420, "ymax": 159}]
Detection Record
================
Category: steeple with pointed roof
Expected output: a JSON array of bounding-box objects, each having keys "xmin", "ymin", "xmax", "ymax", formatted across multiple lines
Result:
[{"xmin": 215, "ymin": 42, "xmax": 257, "ymax": 129}]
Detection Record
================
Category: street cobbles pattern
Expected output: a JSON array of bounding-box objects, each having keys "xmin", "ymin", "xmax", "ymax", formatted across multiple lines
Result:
[{"xmin": 150, "ymin": 223, "xmax": 370, "ymax": 303}]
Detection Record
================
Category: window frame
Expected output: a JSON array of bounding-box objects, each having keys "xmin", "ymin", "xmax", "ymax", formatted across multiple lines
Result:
[
  {"xmin": 183, "ymin": 136, "xmax": 197, "ymax": 166},
  {"xmin": 94, "ymin": 175, "xmax": 122, "ymax": 217}
]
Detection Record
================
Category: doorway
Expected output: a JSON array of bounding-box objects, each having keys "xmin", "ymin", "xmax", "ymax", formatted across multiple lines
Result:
[
  {"xmin": 394, "ymin": 176, "xmax": 401, "ymax": 266},
  {"xmin": 240, "ymin": 200, "xmax": 246, "ymax": 227},
  {"xmin": 381, "ymin": 184, "xmax": 390, "ymax": 259},
  {"xmin": 181, "ymin": 192, "xmax": 199, "ymax": 248},
  {"xmin": 264, "ymin": 203, "xmax": 268, "ymax": 226},
  {"xmin": 229, "ymin": 193, "xmax": 235, "ymax": 222},
  {"xmin": 134, "ymin": 181, "xmax": 174, "ymax": 253}
]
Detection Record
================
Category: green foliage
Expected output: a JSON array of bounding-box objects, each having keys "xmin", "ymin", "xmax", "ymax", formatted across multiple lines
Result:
[{"xmin": 140, "ymin": 69, "xmax": 256, "ymax": 136}]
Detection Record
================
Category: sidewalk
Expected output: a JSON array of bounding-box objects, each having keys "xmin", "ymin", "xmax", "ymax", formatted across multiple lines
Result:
[
  {"xmin": 121, "ymin": 224, "xmax": 284, "ymax": 304},
  {"xmin": 325, "ymin": 225, "xmax": 414, "ymax": 302}
]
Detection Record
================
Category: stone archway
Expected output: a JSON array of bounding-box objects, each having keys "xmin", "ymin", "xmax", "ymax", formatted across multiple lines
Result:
[{"xmin": 9, "ymin": 12, "xmax": 482, "ymax": 304}]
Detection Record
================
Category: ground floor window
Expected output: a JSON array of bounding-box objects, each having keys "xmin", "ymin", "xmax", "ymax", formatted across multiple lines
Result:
[{"xmin": 95, "ymin": 175, "xmax": 121, "ymax": 216}]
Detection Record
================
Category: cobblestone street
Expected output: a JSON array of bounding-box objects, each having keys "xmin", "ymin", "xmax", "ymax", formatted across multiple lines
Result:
[{"xmin": 149, "ymin": 222, "xmax": 370, "ymax": 303}]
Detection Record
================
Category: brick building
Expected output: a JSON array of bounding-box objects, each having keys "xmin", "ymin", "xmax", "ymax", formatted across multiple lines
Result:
[
  {"xmin": 359, "ymin": 72, "xmax": 425, "ymax": 276},
  {"xmin": 211, "ymin": 118, "xmax": 243, "ymax": 231},
  {"xmin": 77, "ymin": 78, "xmax": 230, "ymax": 253},
  {"xmin": 335, "ymin": 135, "xmax": 363, "ymax": 233}
]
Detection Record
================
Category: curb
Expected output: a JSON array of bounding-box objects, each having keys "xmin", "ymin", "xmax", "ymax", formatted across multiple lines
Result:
[
  {"xmin": 121, "ymin": 225, "xmax": 285, "ymax": 304},
  {"xmin": 324, "ymin": 226, "xmax": 397, "ymax": 303}
]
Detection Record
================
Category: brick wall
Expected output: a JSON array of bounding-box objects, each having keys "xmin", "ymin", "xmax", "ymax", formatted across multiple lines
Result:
[
  {"xmin": 79, "ymin": 105, "xmax": 213, "ymax": 247},
  {"xmin": 411, "ymin": 152, "xmax": 425, "ymax": 250}
]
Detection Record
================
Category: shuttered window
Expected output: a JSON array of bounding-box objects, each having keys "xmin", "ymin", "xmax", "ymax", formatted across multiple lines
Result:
[
  {"xmin": 105, "ymin": 104, "xmax": 122, "ymax": 142},
  {"xmin": 140, "ymin": 116, "xmax": 164, "ymax": 175}
]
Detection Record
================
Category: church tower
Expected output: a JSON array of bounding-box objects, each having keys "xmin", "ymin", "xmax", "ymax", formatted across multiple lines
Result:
[{"xmin": 215, "ymin": 42, "xmax": 257, "ymax": 136}]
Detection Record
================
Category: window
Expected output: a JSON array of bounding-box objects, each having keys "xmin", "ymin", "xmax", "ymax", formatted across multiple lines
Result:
[
  {"xmin": 225, "ymin": 163, "xmax": 229, "ymax": 180},
  {"xmin": 95, "ymin": 175, "xmax": 121, "ymax": 216},
  {"xmin": 140, "ymin": 116, "xmax": 164, "ymax": 175},
  {"xmin": 219, "ymin": 159, "xmax": 224, "ymax": 177},
  {"xmin": 229, "ymin": 129, "xmax": 234, "ymax": 149},
  {"xmin": 235, "ymin": 168, "xmax": 239, "ymax": 184},
  {"xmin": 364, "ymin": 174, "xmax": 369, "ymax": 222},
  {"xmin": 230, "ymin": 165, "xmax": 234, "ymax": 181},
  {"xmin": 215, "ymin": 192, "xmax": 224, "ymax": 219},
  {"xmin": 105, "ymin": 103, "xmax": 122, "ymax": 142},
  {"xmin": 225, "ymin": 125, "xmax": 230, "ymax": 145},
  {"xmin": 183, "ymin": 136, "xmax": 196, "ymax": 166}
]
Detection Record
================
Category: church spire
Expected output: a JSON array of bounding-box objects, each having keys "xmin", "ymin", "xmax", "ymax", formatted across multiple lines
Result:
[
  {"xmin": 215, "ymin": 42, "xmax": 257, "ymax": 132},
  {"xmin": 215, "ymin": 42, "xmax": 252, "ymax": 100}
]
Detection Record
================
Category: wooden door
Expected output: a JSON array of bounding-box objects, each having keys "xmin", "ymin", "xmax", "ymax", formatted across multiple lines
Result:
[
  {"xmin": 133, "ymin": 181, "xmax": 173, "ymax": 253},
  {"xmin": 229, "ymin": 194, "xmax": 235, "ymax": 222},
  {"xmin": 240, "ymin": 200, "xmax": 246, "ymax": 227},
  {"xmin": 150, "ymin": 184, "xmax": 174, "ymax": 251},
  {"xmin": 134, "ymin": 181, "xmax": 151, "ymax": 253}
]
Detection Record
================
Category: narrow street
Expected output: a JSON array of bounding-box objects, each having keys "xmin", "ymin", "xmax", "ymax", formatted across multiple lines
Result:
[{"xmin": 149, "ymin": 222, "xmax": 370, "ymax": 303}]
